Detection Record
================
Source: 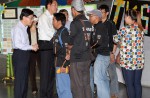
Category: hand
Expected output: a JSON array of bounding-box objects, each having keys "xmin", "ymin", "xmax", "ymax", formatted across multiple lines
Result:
[
  {"xmin": 116, "ymin": 52, "xmax": 120, "ymax": 64},
  {"xmin": 67, "ymin": 45, "xmax": 73, "ymax": 50},
  {"xmin": 65, "ymin": 54, "xmax": 70, "ymax": 60},
  {"xmin": 110, "ymin": 53, "xmax": 115, "ymax": 64},
  {"xmin": 60, "ymin": 67, "xmax": 66, "ymax": 73},
  {"xmin": 32, "ymin": 44, "xmax": 39, "ymax": 51},
  {"xmin": 119, "ymin": 41, "xmax": 122, "ymax": 45}
]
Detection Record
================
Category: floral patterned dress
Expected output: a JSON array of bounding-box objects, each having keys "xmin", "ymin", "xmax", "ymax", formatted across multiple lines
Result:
[{"xmin": 113, "ymin": 23, "xmax": 144, "ymax": 70}]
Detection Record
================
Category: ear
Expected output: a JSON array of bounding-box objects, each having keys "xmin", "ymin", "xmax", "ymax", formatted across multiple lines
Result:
[
  {"xmin": 47, "ymin": 3, "xmax": 51, "ymax": 9},
  {"xmin": 72, "ymin": 8, "xmax": 76, "ymax": 12},
  {"xmin": 58, "ymin": 20, "xmax": 62, "ymax": 25},
  {"xmin": 106, "ymin": 12, "xmax": 109, "ymax": 16},
  {"xmin": 22, "ymin": 16, "xmax": 26, "ymax": 21}
]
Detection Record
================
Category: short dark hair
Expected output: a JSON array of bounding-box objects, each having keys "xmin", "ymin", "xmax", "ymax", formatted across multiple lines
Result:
[
  {"xmin": 98, "ymin": 4, "xmax": 109, "ymax": 12},
  {"xmin": 20, "ymin": 8, "xmax": 34, "ymax": 20},
  {"xmin": 53, "ymin": 13, "xmax": 66, "ymax": 26},
  {"xmin": 45, "ymin": 0, "xmax": 56, "ymax": 9},
  {"xmin": 59, "ymin": 9, "xmax": 68, "ymax": 15}
]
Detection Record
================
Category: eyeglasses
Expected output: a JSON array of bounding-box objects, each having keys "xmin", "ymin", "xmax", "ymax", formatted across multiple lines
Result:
[{"xmin": 26, "ymin": 16, "xmax": 34, "ymax": 20}]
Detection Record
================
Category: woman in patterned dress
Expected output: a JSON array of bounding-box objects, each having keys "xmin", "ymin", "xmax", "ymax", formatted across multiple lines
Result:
[{"xmin": 113, "ymin": 9, "xmax": 144, "ymax": 98}]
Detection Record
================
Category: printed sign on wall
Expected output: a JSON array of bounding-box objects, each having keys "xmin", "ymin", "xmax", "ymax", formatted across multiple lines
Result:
[{"xmin": 110, "ymin": 0, "xmax": 150, "ymax": 36}]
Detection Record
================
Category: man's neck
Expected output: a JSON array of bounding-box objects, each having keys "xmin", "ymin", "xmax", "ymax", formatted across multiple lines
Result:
[
  {"xmin": 102, "ymin": 18, "xmax": 107, "ymax": 23},
  {"xmin": 48, "ymin": 9, "xmax": 53, "ymax": 15},
  {"xmin": 74, "ymin": 13, "xmax": 81, "ymax": 18},
  {"xmin": 57, "ymin": 25, "xmax": 63, "ymax": 30}
]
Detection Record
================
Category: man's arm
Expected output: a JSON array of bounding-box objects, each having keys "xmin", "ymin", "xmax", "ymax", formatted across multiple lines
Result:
[
  {"xmin": 67, "ymin": 22, "xmax": 77, "ymax": 50},
  {"xmin": 109, "ymin": 21, "xmax": 118, "ymax": 64}
]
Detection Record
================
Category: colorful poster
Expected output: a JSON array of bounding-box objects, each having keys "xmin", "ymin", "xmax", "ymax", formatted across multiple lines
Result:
[{"xmin": 110, "ymin": 0, "xmax": 150, "ymax": 36}]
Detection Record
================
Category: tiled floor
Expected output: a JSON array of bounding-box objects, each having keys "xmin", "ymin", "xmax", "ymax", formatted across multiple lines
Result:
[{"xmin": 0, "ymin": 81, "xmax": 150, "ymax": 98}]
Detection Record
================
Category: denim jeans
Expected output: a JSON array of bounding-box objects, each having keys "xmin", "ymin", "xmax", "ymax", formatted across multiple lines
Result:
[
  {"xmin": 122, "ymin": 68, "xmax": 143, "ymax": 98},
  {"xmin": 90, "ymin": 65, "xmax": 94, "ymax": 98},
  {"xmin": 56, "ymin": 67, "xmax": 73, "ymax": 98},
  {"xmin": 94, "ymin": 54, "xmax": 110, "ymax": 98},
  {"xmin": 108, "ymin": 63, "xmax": 119, "ymax": 97}
]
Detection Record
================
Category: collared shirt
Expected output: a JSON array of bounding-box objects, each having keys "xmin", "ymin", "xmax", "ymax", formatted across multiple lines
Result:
[
  {"xmin": 38, "ymin": 10, "xmax": 56, "ymax": 41},
  {"xmin": 11, "ymin": 21, "xmax": 32, "ymax": 50},
  {"xmin": 113, "ymin": 23, "xmax": 144, "ymax": 70}
]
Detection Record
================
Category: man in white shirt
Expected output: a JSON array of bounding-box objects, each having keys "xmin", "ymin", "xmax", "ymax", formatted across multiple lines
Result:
[
  {"xmin": 38, "ymin": 0, "xmax": 58, "ymax": 98},
  {"xmin": 11, "ymin": 8, "xmax": 38, "ymax": 98}
]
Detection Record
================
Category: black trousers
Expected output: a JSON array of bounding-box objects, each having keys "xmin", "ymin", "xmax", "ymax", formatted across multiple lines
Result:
[
  {"xmin": 40, "ymin": 49, "xmax": 56, "ymax": 98},
  {"xmin": 12, "ymin": 49, "xmax": 30, "ymax": 98},
  {"xmin": 70, "ymin": 60, "xmax": 92, "ymax": 98},
  {"xmin": 29, "ymin": 51, "xmax": 40, "ymax": 92}
]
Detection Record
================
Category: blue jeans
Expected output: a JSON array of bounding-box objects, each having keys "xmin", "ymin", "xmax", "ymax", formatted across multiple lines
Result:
[
  {"xmin": 122, "ymin": 68, "xmax": 143, "ymax": 98},
  {"xmin": 56, "ymin": 67, "xmax": 73, "ymax": 98},
  {"xmin": 108, "ymin": 63, "xmax": 119, "ymax": 97},
  {"xmin": 94, "ymin": 54, "xmax": 110, "ymax": 98},
  {"xmin": 90, "ymin": 65, "xmax": 94, "ymax": 98}
]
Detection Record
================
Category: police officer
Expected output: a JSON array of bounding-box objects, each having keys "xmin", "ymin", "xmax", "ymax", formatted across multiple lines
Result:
[{"xmin": 68, "ymin": 0, "xmax": 93, "ymax": 98}]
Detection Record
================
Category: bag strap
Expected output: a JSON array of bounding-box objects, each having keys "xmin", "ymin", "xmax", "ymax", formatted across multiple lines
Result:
[
  {"xmin": 54, "ymin": 27, "xmax": 66, "ymax": 67},
  {"xmin": 58, "ymin": 27, "xmax": 66, "ymax": 47},
  {"xmin": 79, "ymin": 19, "xmax": 90, "ymax": 42}
]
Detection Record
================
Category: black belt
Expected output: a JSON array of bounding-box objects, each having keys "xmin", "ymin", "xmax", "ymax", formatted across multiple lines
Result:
[{"xmin": 38, "ymin": 40, "xmax": 51, "ymax": 43}]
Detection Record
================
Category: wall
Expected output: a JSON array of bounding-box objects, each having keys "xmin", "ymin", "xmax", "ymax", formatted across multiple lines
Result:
[{"xmin": 142, "ymin": 36, "xmax": 150, "ymax": 86}]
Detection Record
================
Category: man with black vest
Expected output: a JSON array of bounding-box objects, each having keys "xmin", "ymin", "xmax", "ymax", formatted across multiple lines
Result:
[{"xmin": 68, "ymin": 0, "xmax": 94, "ymax": 98}]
